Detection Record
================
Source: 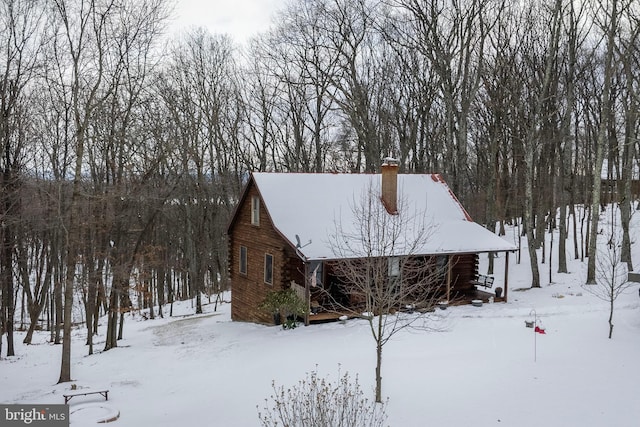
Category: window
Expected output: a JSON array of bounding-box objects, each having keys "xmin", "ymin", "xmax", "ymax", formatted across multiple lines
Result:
[
  {"xmin": 436, "ymin": 255, "xmax": 448, "ymax": 280},
  {"xmin": 239, "ymin": 246, "xmax": 247, "ymax": 275},
  {"xmin": 388, "ymin": 257, "xmax": 400, "ymax": 277},
  {"xmin": 251, "ymin": 196, "xmax": 260, "ymax": 225},
  {"xmin": 264, "ymin": 254, "xmax": 273, "ymax": 284},
  {"xmin": 309, "ymin": 261, "xmax": 323, "ymax": 287}
]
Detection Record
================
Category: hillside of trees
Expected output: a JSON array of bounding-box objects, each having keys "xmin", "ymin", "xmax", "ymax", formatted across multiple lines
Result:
[{"xmin": 1, "ymin": 0, "xmax": 638, "ymax": 380}]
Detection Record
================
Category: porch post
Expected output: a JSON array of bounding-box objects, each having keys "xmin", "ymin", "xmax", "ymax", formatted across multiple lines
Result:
[
  {"xmin": 446, "ymin": 256, "xmax": 452, "ymax": 302},
  {"xmin": 504, "ymin": 252, "xmax": 510, "ymax": 302}
]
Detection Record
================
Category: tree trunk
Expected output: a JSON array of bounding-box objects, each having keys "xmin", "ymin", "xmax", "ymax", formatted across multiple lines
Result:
[
  {"xmin": 375, "ymin": 313, "xmax": 383, "ymax": 404},
  {"xmin": 85, "ymin": 265, "xmax": 97, "ymax": 355},
  {"xmin": 558, "ymin": 201, "xmax": 568, "ymax": 273},
  {"xmin": 571, "ymin": 204, "xmax": 579, "ymax": 259},
  {"xmin": 1, "ymin": 219, "xmax": 15, "ymax": 357},
  {"xmin": 104, "ymin": 288, "xmax": 119, "ymax": 351},
  {"xmin": 375, "ymin": 340, "xmax": 383, "ymax": 404},
  {"xmin": 619, "ymin": 38, "xmax": 637, "ymax": 271},
  {"xmin": 1, "ymin": 158, "xmax": 16, "ymax": 357},
  {"xmin": 58, "ymin": 252, "xmax": 76, "ymax": 383},
  {"xmin": 118, "ymin": 312, "xmax": 125, "ymax": 340},
  {"xmin": 54, "ymin": 271, "xmax": 63, "ymax": 344},
  {"xmin": 524, "ymin": 159, "xmax": 541, "ymax": 288},
  {"xmin": 157, "ymin": 264, "xmax": 166, "ymax": 318},
  {"xmin": 587, "ymin": 0, "xmax": 618, "ymax": 284},
  {"xmin": 23, "ymin": 312, "xmax": 40, "ymax": 345},
  {"xmin": 608, "ymin": 298, "xmax": 614, "ymax": 339}
]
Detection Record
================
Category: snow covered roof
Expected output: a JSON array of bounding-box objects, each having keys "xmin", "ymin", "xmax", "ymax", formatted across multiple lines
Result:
[{"xmin": 250, "ymin": 172, "xmax": 517, "ymax": 261}]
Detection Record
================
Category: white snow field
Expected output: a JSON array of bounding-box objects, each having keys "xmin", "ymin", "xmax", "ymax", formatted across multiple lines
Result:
[{"xmin": 1, "ymin": 211, "xmax": 640, "ymax": 426}]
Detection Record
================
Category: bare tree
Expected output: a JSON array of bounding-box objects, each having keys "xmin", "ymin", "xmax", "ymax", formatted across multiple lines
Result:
[
  {"xmin": 49, "ymin": 0, "xmax": 119, "ymax": 383},
  {"xmin": 18, "ymin": 181, "xmax": 55, "ymax": 345},
  {"xmin": 500, "ymin": 0, "xmax": 564, "ymax": 288},
  {"xmin": 300, "ymin": 0, "xmax": 390, "ymax": 172},
  {"xmin": 0, "ymin": 0, "xmax": 44, "ymax": 358},
  {"xmin": 156, "ymin": 29, "xmax": 240, "ymax": 314},
  {"xmin": 583, "ymin": 211, "xmax": 633, "ymax": 338},
  {"xmin": 49, "ymin": 0, "xmax": 169, "ymax": 379},
  {"xmin": 256, "ymin": 1, "xmax": 341, "ymax": 173},
  {"xmin": 556, "ymin": 0, "xmax": 590, "ymax": 275},
  {"xmin": 586, "ymin": 0, "xmax": 622, "ymax": 283},
  {"xmin": 328, "ymin": 181, "xmax": 443, "ymax": 403},
  {"xmin": 394, "ymin": 0, "xmax": 498, "ymax": 198},
  {"xmin": 239, "ymin": 41, "xmax": 282, "ymax": 172},
  {"xmin": 617, "ymin": 1, "xmax": 640, "ymax": 271}
]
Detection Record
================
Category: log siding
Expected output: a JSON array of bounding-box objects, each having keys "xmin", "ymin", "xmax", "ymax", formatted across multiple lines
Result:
[{"xmin": 229, "ymin": 184, "xmax": 295, "ymax": 324}]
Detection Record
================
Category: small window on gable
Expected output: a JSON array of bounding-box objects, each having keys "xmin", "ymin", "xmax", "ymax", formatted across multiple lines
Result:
[
  {"xmin": 251, "ymin": 196, "xmax": 260, "ymax": 225},
  {"xmin": 239, "ymin": 246, "xmax": 247, "ymax": 275},
  {"xmin": 264, "ymin": 253, "xmax": 273, "ymax": 285}
]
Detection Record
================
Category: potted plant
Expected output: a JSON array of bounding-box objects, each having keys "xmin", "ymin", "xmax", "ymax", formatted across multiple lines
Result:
[
  {"xmin": 259, "ymin": 289, "xmax": 307, "ymax": 329},
  {"xmin": 437, "ymin": 300, "xmax": 449, "ymax": 310}
]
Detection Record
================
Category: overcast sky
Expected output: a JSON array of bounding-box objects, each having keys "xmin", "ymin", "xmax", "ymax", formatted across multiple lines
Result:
[{"xmin": 169, "ymin": 0, "xmax": 283, "ymax": 44}]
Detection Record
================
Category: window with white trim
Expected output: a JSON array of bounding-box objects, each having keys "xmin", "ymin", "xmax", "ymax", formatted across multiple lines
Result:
[
  {"xmin": 251, "ymin": 196, "xmax": 260, "ymax": 225},
  {"xmin": 239, "ymin": 246, "xmax": 247, "ymax": 275},
  {"xmin": 264, "ymin": 253, "xmax": 273, "ymax": 285},
  {"xmin": 388, "ymin": 256, "xmax": 400, "ymax": 277}
]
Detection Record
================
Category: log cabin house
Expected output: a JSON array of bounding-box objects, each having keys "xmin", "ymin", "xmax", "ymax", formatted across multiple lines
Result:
[
  {"xmin": 600, "ymin": 159, "xmax": 640, "ymax": 204},
  {"xmin": 227, "ymin": 162, "xmax": 517, "ymax": 325}
]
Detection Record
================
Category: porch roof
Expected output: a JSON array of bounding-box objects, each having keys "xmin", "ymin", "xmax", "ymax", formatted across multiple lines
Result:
[{"xmin": 252, "ymin": 172, "xmax": 517, "ymax": 261}]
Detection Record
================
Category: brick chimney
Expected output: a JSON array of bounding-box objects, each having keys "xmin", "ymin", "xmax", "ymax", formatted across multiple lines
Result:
[{"xmin": 381, "ymin": 157, "xmax": 399, "ymax": 214}]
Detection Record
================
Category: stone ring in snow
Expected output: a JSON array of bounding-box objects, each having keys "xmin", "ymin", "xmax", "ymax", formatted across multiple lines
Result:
[{"xmin": 70, "ymin": 403, "xmax": 120, "ymax": 424}]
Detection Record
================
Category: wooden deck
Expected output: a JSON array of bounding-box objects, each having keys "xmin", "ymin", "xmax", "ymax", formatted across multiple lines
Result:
[
  {"xmin": 448, "ymin": 289, "xmax": 505, "ymax": 305},
  {"xmin": 306, "ymin": 290, "xmax": 504, "ymax": 325},
  {"xmin": 308, "ymin": 311, "xmax": 352, "ymax": 324}
]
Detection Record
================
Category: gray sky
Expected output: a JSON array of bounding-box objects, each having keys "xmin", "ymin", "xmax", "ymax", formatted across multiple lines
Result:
[{"xmin": 170, "ymin": 0, "xmax": 283, "ymax": 44}]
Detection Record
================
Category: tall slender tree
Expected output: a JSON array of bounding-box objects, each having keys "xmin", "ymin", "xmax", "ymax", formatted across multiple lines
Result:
[
  {"xmin": 0, "ymin": 0, "xmax": 44, "ymax": 357},
  {"xmin": 587, "ymin": 0, "xmax": 621, "ymax": 284}
]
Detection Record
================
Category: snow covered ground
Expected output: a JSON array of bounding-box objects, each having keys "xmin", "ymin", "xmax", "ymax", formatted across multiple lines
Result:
[{"xmin": 2, "ymin": 213, "xmax": 640, "ymax": 426}]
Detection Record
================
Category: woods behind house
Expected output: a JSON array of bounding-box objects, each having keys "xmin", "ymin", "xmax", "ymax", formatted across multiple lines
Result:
[{"xmin": 1, "ymin": 0, "xmax": 638, "ymax": 371}]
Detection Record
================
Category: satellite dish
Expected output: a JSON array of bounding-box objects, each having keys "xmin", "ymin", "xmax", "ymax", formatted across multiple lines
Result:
[{"xmin": 295, "ymin": 234, "xmax": 311, "ymax": 249}]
